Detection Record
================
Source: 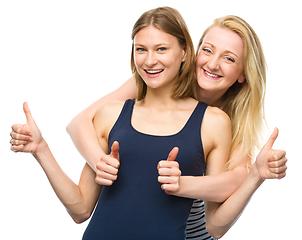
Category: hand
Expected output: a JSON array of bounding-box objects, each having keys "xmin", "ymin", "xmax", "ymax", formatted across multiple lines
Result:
[
  {"xmin": 10, "ymin": 102, "xmax": 43, "ymax": 153},
  {"xmin": 95, "ymin": 141, "xmax": 120, "ymax": 186},
  {"xmin": 157, "ymin": 147, "xmax": 181, "ymax": 195},
  {"xmin": 255, "ymin": 128, "xmax": 287, "ymax": 180}
]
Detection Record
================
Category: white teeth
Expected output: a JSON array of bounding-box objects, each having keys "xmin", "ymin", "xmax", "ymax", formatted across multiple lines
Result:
[
  {"xmin": 146, "ymin": 70, "xmax": 163, "ymax": 74},
  {"xmin": 205, "ymin": 70, "xmax": 220, "ymax": 78}
]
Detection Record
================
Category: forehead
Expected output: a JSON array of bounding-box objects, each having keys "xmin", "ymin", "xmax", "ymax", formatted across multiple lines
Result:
[
  {"xmin": 203, "ymin": 26, "xmax": 244, "ymax": 56},
  {"xmin": 134, "ymin": 25, "xmax": 179, "ymax": 46}
]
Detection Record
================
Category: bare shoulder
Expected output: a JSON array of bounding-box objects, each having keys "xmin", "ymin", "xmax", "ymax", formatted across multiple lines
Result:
[
  {"xmin": 204, "ymin": 106, "xmax": 231, "ymax": 128},
  {"xmin": 201, "ymin": 106, "xmax": 231, "ymax": 155}
]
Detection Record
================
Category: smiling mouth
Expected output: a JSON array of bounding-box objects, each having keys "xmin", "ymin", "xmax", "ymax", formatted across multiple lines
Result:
[
  {"xmin": 204, "ymin": 69, "xmax": 222, "ymax": 78},
  {"xmin": 144, "ymin": 69, "xmax": 164, "ymax": 74}
]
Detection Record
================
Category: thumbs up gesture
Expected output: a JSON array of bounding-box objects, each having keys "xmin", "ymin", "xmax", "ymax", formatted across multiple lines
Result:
[
  {"xmin": 157, "ymin": 147, "xmax": 181, "ymax": 195},
  {"xmin": 95, "ymin": 141, "xmax": 120, "ymax": 186},
  {"xmin": 255, "ymin": 128, "xmax": 287, "ymax": 180},
  {"xmin": 10, "ymin": 102, "xmax": 43, "ymax": 153}
]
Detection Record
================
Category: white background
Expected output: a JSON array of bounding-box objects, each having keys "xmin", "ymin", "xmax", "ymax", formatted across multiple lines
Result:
[{"xmin": 1, "ymin": 0, "xmax": 301, "ymax": 239}]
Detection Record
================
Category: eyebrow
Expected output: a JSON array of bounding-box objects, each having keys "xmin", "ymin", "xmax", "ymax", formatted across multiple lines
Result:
[
  {"xmin": 134, "ymin": 43, "xmax": 170, "ymax": 48},
  {"xmin": 204, "ymin": 41, "xmax": 239, "ymax": 58}
]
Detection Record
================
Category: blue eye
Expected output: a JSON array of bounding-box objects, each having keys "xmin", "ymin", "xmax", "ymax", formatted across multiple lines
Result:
[
  {"xmin": 226, "ymin": 57, "xmax": 235, "ymax": 62},
  {"xmin": 157, "ymin": 47, "xmax": 167, "ymax": 52},
  {"xmin": 136, "ymin": 48, "xmax": 145, "ymax": 52},
  {"xmin": 202, "ymin": 48, "xmax": 212, "ymax": 54}
]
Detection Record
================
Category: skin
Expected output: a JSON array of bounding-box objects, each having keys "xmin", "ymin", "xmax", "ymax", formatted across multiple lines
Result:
[
  {"xmin": 9, "ymin": 25, "xmax": 233, "ymax": 235},
  {"xmin": 196, "ymin": 26, "xmax": 246, "ymax": 108},
  {"xmin": 10, "ymin": 25, "xmax": 287, "ymax": 239}
]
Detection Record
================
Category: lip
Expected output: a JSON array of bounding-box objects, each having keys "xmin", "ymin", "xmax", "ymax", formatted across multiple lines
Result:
[
  {"xmin": 144, "ymin": 69, "xmax": 164, "ymax": 78},
  {"xmin": 203, "ymin": 69, "xmax": 222, "ymax": 80}
]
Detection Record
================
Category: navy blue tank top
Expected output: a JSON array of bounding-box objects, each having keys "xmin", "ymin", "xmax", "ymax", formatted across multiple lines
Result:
[{"xmin": 83, "ymin": 99, "xmax": 208, "ymax": 240}]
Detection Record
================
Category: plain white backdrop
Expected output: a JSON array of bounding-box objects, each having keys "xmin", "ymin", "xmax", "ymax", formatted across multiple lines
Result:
[{"xmin": 1, "ymin": 0, "xmax": 301, "ymax": 239}]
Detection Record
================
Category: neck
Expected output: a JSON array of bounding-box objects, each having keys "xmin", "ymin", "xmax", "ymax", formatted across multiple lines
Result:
[
  {"xmin": 197, "ymin": 87, "xmax": 224, "ymax": 108},
  {"xmin": 140, "ymin": 88, "xmax": 177, "ymax": 109}
]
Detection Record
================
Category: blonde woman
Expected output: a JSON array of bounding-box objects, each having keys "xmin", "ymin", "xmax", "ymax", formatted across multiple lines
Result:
[{"xmin": 11, "ymin": 11, "xmax": 287, "ymax": 240}]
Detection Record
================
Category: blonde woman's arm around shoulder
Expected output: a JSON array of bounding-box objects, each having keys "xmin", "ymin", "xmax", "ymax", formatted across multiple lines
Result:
[
  {"xmin": 158, "ymin": 106, "xmax": 235, "ymax": 202},
  {"xmin": 66, "ymin": 77, "xmax": 137, "ymax": 172}
]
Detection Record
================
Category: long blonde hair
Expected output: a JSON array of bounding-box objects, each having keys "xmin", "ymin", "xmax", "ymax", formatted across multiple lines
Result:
[
  {"xmin": 130, "ymin": 7, "xmax": 196, "ymax": 100},
  {"xmin": 197, "ymin": 16, "xmax": 267, "ymax": 169}
]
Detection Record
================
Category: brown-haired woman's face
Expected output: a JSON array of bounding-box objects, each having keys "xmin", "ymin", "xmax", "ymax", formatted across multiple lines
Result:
[
  {"xmin": 133, "ymin": 25, "xmax": 186, "ymax": 91},
  {"xmin": 196, "ymin": 26, "xmax": 245, "ymax": 96}
]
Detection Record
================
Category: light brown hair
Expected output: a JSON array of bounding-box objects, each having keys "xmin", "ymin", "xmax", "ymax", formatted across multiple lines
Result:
[{"xmin": 131, "ymin": 7, "xmax": 196, "ymax": 100}]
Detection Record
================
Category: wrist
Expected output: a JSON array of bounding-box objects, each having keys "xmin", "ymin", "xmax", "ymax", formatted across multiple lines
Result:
[
  {"xmin": 32, "ymin": 138, "xmax": 49, "ymax": 160},
  {"xmin": 249, "ymin": 164, "xmax": 265, "ymax": 186}
]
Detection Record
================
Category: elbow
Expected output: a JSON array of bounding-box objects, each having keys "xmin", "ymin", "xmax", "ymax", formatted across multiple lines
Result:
[
  {"xmin": 66, "ymin": 117, "xmax": 77, "ymax": 135},
  {"xmin": 206, "ymin": 223, "xmax": 226, "ymax": 239},
  {"xmin": 68, "ymin": 209, "xmax": 93, "ymax": 224}
]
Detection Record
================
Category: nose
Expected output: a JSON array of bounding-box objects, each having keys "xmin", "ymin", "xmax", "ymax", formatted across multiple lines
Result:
[
  {"xmin": 145, "ymin": 51, "xmax": 158, "ymax": 67},
  {"xmin": 207, "ymin": 55, "xmax": 220, "ymax": 71}
]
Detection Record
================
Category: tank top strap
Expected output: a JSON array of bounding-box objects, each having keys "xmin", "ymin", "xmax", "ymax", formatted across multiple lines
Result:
[
  {"xmin": 184, "ymin": 101, "xmax": 208, "ymax": 133},
  {"xmin": 108, "ymin": 99, "xmax": 135, "ymax": 141}
]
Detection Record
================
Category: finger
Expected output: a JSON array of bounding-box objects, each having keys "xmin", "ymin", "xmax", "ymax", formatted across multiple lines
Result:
[
  {"xmin": 268, "ymin": 149, "xmax": 286, "ymax": 162},
  {"xmin": 158, "ymin": 176, "xmax": 179, "ymax": 184},
  {"xmin": 10, "ymin": 139, "xmax": 30, "ymax": 146},
  {"xmin": 101, "ymin": 155, "xmax": 120, "ymax": 169},
  {"xmin": 97, "ymin": 160, "xmax": 119, "ymax": 174},
  {"xmin": 158, "ymin": 160, "xmax": 179, "ymax": 169},
  {"xmin": 10, "ymin": 145, "xmax": 24, "ymax": 152},
  {"xmin": 160, "ymin": 182, "xmax": 180, "ymax": 193},
  {"xmin": 275, "ymin": 171, "xmax": 286, "ymax": 180},
  {"xmin": 11, "ymin": 124, "xmax": 31, "ymax": 135},
  {"xmin": 95, "ymin": 176, "xmax": 114, "ymax": 186},
  {"xmin": 158, "ymin": 167, "xmax": 181, "ymax": 177},
  {"xmin": 262, "ymin": 127, "xmax": 279, "ymax": 150},
  {"xmin": 96, "ymin": 169, "xmax": 118, "ymax": 181},
  {"xmin": 23, "ymin": 102, "xmax": 35, "ymax": 124},
  {"xmin": 167, "ymin": 147, "xmax": 179, "ymax": 161},
  {"xmin": 268, "ymin": 156, "xmax": 287, "ymax": 168},
  {"xmin": 110, "ymin": 141, "xmax": 119, "ymax": 161},
  {"xmin": 269, "ymin": 164, "xmax": 287, "ymax": 174},
  {"xmin": 10, "ymin": 131, "xmax": 32, "ymax": 141}
]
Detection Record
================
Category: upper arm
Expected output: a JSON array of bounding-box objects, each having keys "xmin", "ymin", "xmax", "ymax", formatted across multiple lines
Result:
[
  {"xmin": 202, "ymin": 107, "xmax": 232, "ymax": 176},
  {"xmin": 93, "ymin": 100, "xmax": 125, "ymax": 153},
  {"xmin": 68, "ymin": 76, "xmax": 137, "ymax": 127}
]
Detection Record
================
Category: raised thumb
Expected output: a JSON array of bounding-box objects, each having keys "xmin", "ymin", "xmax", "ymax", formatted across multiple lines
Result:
[
  {"xmin": 110, "ymin": 141, "xmax": 120, "ymax": 160},
  {"xmin": 263, "ymin": 127, "xmax": 279, "ymax": 150},
  {"xmin": 167, "ymin": 147, "xmax": 179, "ymax": 161},
  {"xmin": 23, "ymin": 102, "xmax": 35, "ymax": 124}
]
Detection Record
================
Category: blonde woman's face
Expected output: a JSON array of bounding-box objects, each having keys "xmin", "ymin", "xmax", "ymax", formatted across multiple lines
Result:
[
  {"xmin": 196, "ymin": 26, "xmax": 245, "ymax": 95},
  {"xmin": 133, "ymin": 25, "xmax": 186, "ymax": 91}
]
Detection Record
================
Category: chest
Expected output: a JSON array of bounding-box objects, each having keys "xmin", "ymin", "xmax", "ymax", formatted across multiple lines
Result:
[{"xmin": 131, "ymin": 107, "xmax": 194, "ymax": 136}]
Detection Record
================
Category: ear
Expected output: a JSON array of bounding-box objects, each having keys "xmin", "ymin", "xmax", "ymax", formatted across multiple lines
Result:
[
  {"xmin": 238, "ymin": 74, "xmax": 245, "ymax": 83},
  {"xmin": 181, "ymin": 46, "xmax": 187, "ymax": 62}
]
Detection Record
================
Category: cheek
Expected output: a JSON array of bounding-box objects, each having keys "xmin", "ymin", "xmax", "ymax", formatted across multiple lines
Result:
[
  {"xmin": 134, "ymin": 54, "xmax": 145, "ymax": 72},
  {"xmin": 223, "ymin": 66, "xmax": 244, "ymax": 85}
]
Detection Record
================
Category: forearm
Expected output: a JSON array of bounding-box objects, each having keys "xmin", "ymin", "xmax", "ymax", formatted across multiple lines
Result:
[
  {"xmin": 67, "ymin": 114, "xmax": 105, "ymax": 172},
  {"xmin": 33, "ymin": 139, "xmax": 91, "ymax": 216},
  {"xmin": 205, "ymin": 164, "xmax": 264, "ymax": 238},
  {"xmin": 66, "ymin": 77, "xmax": 137, "ymax": 172},
  {"xmin": 175, "ymin": 166, "xmax": 247, "ymax": 202}
]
